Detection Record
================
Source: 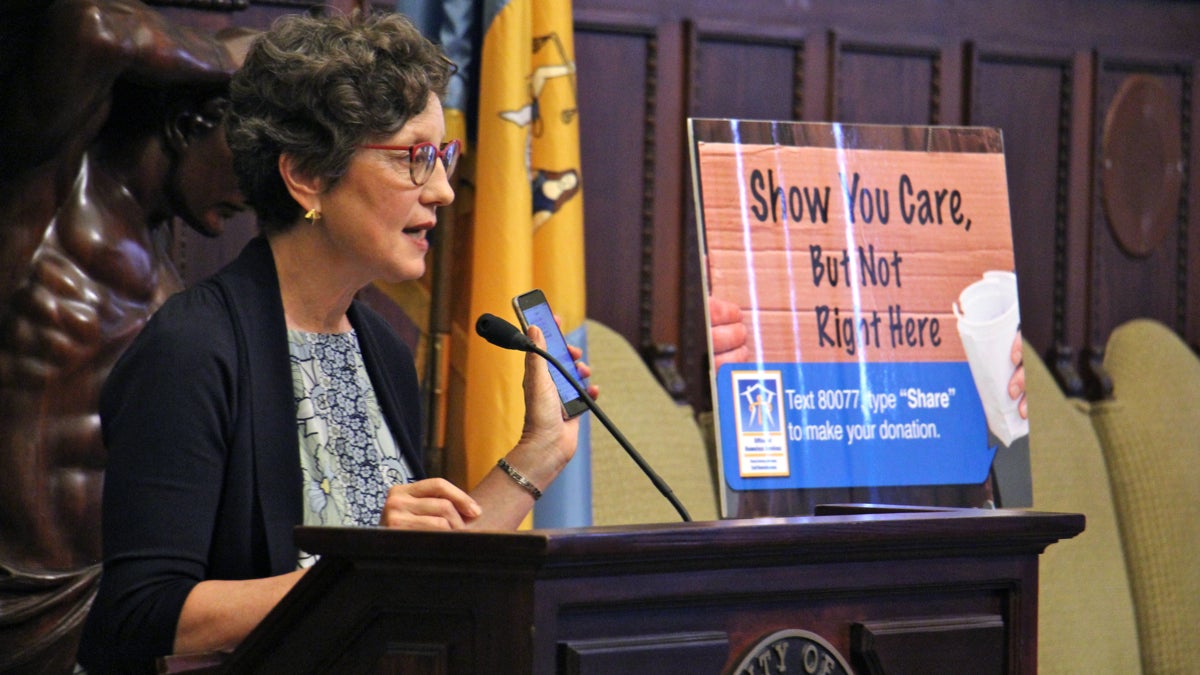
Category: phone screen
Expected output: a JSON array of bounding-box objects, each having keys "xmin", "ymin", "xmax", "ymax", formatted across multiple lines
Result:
[{"xmin": 514, "ymin": 290, "xmax": 588, "ymax": 418}]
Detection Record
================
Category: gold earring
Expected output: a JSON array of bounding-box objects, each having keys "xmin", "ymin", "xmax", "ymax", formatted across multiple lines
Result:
[{"xmin": 304, "ymin": 208, "xmax": 321, "ymax": 223}]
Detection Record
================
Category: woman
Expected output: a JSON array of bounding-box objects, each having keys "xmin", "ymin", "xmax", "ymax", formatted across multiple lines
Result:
[{"xmin": 77, "ymin": 12, "xmax": 593, "ymax": 673}]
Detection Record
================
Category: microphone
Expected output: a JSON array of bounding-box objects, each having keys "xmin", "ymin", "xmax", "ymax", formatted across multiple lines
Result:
[
  {"xmin": 475, "ymin": 312, "xmax": 537, "ymax": 352},
  {"xmin": 475, "ymin": 313, "xmax": 692, "ymax": 522}
]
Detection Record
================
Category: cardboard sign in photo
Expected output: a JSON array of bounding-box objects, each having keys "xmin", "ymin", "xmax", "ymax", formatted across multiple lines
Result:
[{"xmin": 689, "ymin": 120, "xmax": 1031, "ymax": 517}]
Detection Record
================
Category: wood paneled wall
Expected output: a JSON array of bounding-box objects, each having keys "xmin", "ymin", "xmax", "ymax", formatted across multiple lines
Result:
[
  {"xmin": 168, "ymin": 0, "xmax": 1200, "ymax": 410},
  {"xmin": 572, "ymin": 0, "xmax": 1200, "ymax": 409}
]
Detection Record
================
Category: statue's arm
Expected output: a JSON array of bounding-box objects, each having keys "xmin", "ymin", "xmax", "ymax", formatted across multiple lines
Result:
[{"xmin": 2, "ymin": 0, "xmax": 238, "ymax": 167}]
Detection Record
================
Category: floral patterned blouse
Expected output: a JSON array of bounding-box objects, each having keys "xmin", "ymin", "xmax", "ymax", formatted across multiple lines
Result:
[{"xmin": 287, "ymin": 329, "xmax": 414, "ymax": 566}]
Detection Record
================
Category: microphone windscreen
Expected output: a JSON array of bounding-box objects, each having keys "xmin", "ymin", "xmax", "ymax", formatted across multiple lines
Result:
[{"xmin": 475, "ymin": 313, "xmax": 534, "ymax": 351}]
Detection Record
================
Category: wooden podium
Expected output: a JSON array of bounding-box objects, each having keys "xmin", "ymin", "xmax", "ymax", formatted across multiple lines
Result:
[{"xmin": 200, "ymin": 507, "xmax": 1081, "ymax": 674}]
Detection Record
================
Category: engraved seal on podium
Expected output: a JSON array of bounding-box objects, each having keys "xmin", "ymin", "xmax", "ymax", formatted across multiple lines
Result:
[{"xmin": 728, "ymin": 629, "xmax": 853, "ymax": 675}]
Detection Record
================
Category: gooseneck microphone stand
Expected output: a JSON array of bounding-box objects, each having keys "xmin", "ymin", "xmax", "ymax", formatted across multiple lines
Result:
[{"xmin": 475, "ymin": 313, "xmax": 692, "ymax": 522}]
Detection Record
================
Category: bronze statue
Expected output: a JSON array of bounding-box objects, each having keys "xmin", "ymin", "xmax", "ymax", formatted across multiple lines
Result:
[{"xmin": 0, "ymin": 0, "xmax": 248, "ymax": 669}]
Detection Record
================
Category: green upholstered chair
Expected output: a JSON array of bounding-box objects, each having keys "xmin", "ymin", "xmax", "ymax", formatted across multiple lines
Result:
[
  {"xmin": 1026, "ymin": 339, "xmax": 1143, "ymax": 674},
  {"xmin": 1091, "ymin": 319, "xmax": 1200, "ymax": 674},
  {"xmin": 585, "ymin": 319, "xmax": 720, "ymax": 525}
]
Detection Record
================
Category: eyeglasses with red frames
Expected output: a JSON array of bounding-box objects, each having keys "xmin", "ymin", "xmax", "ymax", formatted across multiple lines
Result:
[{"xmin": 359, "ymin": 139, "xmax": 463, "ymax": 186}]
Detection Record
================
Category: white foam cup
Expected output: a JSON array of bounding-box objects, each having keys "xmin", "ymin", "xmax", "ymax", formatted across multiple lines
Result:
[{"xmin": 952, "ymin": 271, "xmax": 1029, "ymax": 446}]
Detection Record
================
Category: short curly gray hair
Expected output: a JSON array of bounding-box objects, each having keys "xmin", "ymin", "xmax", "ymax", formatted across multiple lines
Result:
[{"xmin": 226, "ymin": 11, "xmax": 454, "ymax": 234}]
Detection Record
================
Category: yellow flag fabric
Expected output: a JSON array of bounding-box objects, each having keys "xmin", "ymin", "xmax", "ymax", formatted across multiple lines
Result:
[{"xmin": 454, "ymin": 0, "xmax": 589, "ymax": 525}]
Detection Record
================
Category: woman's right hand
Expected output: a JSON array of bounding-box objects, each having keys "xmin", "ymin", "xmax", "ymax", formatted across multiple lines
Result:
[{"xmin": 379, "ymin": 478, "xmax": 482, "ymax": 530}]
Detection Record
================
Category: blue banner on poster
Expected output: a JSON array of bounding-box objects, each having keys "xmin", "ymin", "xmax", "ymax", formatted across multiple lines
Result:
[{"xmin": 716, "ymin": 361, "xmax": 996, "ymax": 490}]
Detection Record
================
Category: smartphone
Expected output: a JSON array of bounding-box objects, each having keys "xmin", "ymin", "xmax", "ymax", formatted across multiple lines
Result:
[{"xmin": 512, "ymin": 289, "xmax": 589, "ymax": 418}]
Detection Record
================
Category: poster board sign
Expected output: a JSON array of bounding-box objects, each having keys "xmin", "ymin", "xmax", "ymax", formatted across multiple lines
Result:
[{"xmin": 689, "ymin": 119, "xmax": 1031, "ymax": 518}]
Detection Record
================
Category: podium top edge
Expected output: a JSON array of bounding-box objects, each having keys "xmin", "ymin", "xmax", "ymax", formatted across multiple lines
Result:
[{"xmin": 293, "ymin": 507, "xmax": 1083, "ymax": 570}]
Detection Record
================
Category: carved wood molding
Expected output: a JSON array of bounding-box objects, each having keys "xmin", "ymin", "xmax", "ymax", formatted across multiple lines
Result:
[
  {"xmin": 831, "ymin": 33, "xmax": 944, "ymax": 124},
  {"xmin": 969, "ymin": 46, "xmax": 1082, "ymax": 394},
  {"xmin": 792, "ymin": 36, "xmax": 806, "ymax": 122},
  {"xmin": 681, "ymin": 20, "xmax": 705, "ymax": 409},
  {"xmin": 1175, "ymin": 66, "xmax": 1193, "ymax": 338},
  {"xmin": 853, "ymin": 614, "xmax": 1005, "ymax": 675},
  {"xmin": 679, "ymin": 21, "xmax": 809, "ymax": 408},
  {"xmin": 1054, "ymin": 59, "xmax": 1077, "ymax": 388},
  {"xmin": 639, "ymin": 31, "xmax": 658, "ymax": 350}
]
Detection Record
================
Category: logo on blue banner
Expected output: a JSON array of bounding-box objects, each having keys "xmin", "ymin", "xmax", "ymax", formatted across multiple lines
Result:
[
  {"xmin": 731, "ymin": 371, "xmax": 789, "ymax": 477},
  {"xmin": 717, "ymin": 361, "xmax": 996, "ymax": 490}
]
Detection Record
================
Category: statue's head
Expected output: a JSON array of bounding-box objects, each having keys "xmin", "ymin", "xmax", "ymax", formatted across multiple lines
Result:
[{"xmin": 160, "ymin": 91, "xmax": 246, "ymax": 237}]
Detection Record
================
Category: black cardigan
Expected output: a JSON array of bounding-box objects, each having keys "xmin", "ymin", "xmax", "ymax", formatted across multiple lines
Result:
[{"xmin": 78, "ymin": 237, "xmax": 425, "ymax": 673}]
